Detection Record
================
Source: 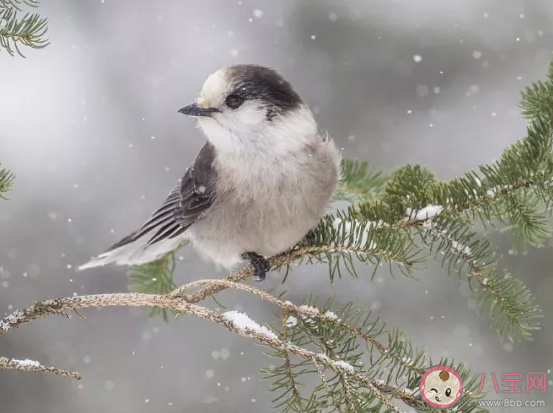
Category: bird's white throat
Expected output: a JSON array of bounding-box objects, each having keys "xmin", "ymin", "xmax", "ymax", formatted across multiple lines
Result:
[
  {"xmin": 199, "ymin": 106, "xmax": 319, "ymax": 196},
  {"xmin": 197, "ymin": 105, "xmax": 318, "ymax": 157}
]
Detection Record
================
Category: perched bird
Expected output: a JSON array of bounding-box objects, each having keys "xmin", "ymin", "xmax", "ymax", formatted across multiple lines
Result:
[{"xmin": 79, "ymin": 64, "xmax": 341, "ymax": 280}]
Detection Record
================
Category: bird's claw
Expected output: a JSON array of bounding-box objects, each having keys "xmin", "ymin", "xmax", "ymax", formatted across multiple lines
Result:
[
  {"xmin": 302, "ymin": 229, "xmax": 317, "ymax": 246},
  {"xmin": 242, "ymin": 252, "xmax": 271, "ymax": 282}
]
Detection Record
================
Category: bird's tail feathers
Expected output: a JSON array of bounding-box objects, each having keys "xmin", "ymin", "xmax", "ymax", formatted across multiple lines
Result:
[{"xmin": 78, "ymin": 233, "xmax": 186, "ymax": 271}]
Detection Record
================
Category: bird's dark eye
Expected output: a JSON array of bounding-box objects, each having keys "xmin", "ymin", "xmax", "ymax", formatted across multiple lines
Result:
[
  {"xmin": 445, "ymin": 388, "xmax": 451, "ymax": 397},
  {"xmin": 225, "ymin": 94, "xmax": 245, "ymax": 109}
]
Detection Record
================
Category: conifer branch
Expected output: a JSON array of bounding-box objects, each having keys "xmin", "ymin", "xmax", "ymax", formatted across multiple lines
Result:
[
  {"xmin": 0, "ymin": 162, "xmax": 14, "ymax": 199},
  {"xmin": 333, "ymin": 159, "xmax": 388, "ymax": 203},
  {"xmin": 0, "ymin": 282, "xmax": 489, "ymax": 413},
  {"xmin": 0, "ymin": 0, "xmax": 48, "ymax": 57},
  {"xmin": 129, "ymin": 166, "xmax": 544, "ymax": 343},
  {"xmin": 129, "ymin": 251, "xmax": 178, "ymax": 321},
  {"xmin": 170, "ymin": 279, "xmax": 427, "ymax": 380},
  {"xmin": 277, "ymin": 309, "xmax": 306, "ymax": 411}
]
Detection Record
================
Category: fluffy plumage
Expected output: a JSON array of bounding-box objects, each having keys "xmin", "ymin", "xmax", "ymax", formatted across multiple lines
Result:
[{"xmin": 79, "ymin": 64, "xmax": 341, "ymax": 272}]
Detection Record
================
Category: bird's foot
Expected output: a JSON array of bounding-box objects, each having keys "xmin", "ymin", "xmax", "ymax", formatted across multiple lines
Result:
[
  {"xmin": 297, "ymin": 229, "xmax": 317, "ymax": 247},
  {"xmin": 241, "ymin": 252, "xmax": 271, "ymax": 282}
]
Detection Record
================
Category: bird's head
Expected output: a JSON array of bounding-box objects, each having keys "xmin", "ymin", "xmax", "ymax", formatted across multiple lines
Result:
[{"xmin": 179, "ymin": 64, "xmax": 317, "ymax": 154}]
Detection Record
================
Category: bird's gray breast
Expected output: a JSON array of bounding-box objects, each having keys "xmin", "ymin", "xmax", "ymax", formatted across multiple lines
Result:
[{"xmin": 187, "ymin": 150, "xmax": 335, "ymax": 268}]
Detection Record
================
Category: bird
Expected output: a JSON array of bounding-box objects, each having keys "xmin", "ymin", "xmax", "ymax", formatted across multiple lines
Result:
[{"xmin": 79, "ymin": 64, "xmax": 342, "ymax": 281}]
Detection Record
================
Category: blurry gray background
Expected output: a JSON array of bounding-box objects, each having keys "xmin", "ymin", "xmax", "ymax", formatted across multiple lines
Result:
[{"xmin": 1, "ymin": 1, "xmax": 552, "ymax": 412}]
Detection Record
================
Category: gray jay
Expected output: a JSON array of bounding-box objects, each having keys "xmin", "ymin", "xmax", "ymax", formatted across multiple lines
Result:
[{"xmin": 79, "ymin": 64, "xmax": 342, "ymax": 280}]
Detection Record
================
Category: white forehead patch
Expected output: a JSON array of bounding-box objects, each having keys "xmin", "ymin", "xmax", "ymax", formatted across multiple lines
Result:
[{"xmin": 199, "ymin": 68, "xmax": 231, "ymax": 108}]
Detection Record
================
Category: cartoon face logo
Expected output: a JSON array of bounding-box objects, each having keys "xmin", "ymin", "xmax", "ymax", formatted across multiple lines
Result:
[{"xmin": 420, "ymin": 366, "xmax": 463, "ymax": 408}]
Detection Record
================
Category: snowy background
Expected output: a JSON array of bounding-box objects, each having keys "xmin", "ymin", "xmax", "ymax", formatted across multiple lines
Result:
[{"xmin": 1, "ymin": 0, "xmax": 553, "ymax": 412}]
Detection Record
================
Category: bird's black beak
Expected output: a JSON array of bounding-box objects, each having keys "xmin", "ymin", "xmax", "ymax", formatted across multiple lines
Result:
[{"xmin": 178, "ymin": 103, "xmax": 219, "ymax": 117}]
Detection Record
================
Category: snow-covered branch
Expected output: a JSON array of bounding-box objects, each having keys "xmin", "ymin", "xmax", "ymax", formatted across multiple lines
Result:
[
  {"xmin": 0, "ymin": 356, "xmax": 81, "ymax": 379},
  {"xmin": 0, "ymin": 278, "xmax": 422, "ymax": 410}
]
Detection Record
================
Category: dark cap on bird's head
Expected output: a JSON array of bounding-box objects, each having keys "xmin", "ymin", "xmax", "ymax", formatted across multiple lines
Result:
[
  {"xmin": 178, "ymin": 64, "xmax": 303, "ymax": 121},
  {"xmin": 225, "ymin": 64, "xmax": 303, "ymax": 115}
]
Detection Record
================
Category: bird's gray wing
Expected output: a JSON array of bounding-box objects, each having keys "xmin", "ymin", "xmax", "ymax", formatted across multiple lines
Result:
[{"xmin": 106, "ymin": 142, "xmax": 217, "ymax": 251}]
